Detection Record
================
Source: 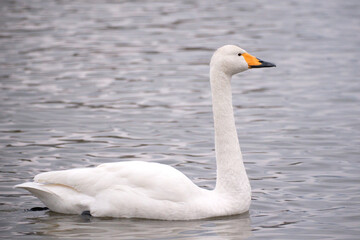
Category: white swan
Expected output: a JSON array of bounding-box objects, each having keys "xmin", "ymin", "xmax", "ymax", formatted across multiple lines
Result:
[{"xmin": 15, "ymin": 45, "xmax": 275, "ymax": 220}]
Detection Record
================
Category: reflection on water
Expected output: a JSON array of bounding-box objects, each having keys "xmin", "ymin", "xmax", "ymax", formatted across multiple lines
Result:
[
  {"xmin": 16, "ymin": 211, "xmax": 251, "ymax": 240},
  {"xmin": 1, "ymin": 0, "xmax": 360, "ymax": 239}
]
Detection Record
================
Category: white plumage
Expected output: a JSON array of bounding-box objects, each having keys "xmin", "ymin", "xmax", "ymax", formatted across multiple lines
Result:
[{"xmin": 15, "ymin": 45, "xmax": 275, "ymax": 220}]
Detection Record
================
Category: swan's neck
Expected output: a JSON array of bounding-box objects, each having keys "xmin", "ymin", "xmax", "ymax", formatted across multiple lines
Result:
[{"xmin": 210, "ymin": 69, "xmax": 250, "ymax": 194}]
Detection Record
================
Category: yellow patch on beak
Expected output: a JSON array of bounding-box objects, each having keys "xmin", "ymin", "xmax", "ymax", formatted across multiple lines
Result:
[{"xmin": 242, "ymin": 53, "xmax": 262, "ymax": 68}]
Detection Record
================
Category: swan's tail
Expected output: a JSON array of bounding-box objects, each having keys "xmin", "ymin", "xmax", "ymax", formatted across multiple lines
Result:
[
  {"xmin": 15, "ymin": 182, "xmax": 56, "ymax": 200},
  {"xmin": 14, "ymin": 182, "xmax": 63, "ymax": 211},
  {"xmin": 15, "ymin": 182, "xmax": 90, "ymax": 214}
]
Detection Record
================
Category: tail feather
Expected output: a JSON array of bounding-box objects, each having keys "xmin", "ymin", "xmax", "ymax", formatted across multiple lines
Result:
[
  {"xmin": 15, "ymin": 182, "xmax": 58, "ymax": 199},
  {"xmin": 15, "ymin": 182, "xmax": 92, "ymax": 214},
  {"xmin": 15, "ymin": 182, "xmax": 62, "ymax": 212}
]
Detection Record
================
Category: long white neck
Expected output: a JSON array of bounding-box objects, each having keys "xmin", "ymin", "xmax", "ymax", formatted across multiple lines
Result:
[{"xmin": 210, "ymin": 68, "xmax": 250, "ymax": 194}]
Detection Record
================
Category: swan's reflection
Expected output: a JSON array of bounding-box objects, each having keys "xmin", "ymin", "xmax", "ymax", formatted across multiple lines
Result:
[{"xmin": 22, "ymin": 211, "xmax": 252, "ymax": 240}]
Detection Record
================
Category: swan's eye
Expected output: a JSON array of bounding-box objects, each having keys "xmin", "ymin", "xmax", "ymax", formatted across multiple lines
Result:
[{"xmin": 238, "ymin": 53, "xmax": 242, "ymax": 56}]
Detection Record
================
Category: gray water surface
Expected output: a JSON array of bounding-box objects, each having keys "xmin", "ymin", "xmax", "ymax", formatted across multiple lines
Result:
[{"xmin": 1, "ymin": 0, "xmax": 360, "ymax": 239}]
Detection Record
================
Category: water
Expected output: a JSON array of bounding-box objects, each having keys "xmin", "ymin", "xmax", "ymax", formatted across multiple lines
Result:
[{"xmin": 1, "ymin": 0, "xmax": 359, "ymax": 239}]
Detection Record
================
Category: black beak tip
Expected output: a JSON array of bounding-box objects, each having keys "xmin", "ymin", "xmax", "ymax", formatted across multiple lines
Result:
[
  {"xmin": 251, "ymin": 59, "xmax": 276, "ymax": 68},
  {"xmin": 269, "ymin": 62, "xmax": 276, "ymax": 67}
]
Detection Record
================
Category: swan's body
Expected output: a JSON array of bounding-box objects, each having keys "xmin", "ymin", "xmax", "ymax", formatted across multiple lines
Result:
[{"xmin": 15, "ymin": 45, "xmax": 275, "ymax": 220}]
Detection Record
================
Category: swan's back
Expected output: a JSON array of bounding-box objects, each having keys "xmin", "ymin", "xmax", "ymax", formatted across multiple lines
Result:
[{"xmin": 35, "ymin": 161, "xmax": 199, "ymax": 200}]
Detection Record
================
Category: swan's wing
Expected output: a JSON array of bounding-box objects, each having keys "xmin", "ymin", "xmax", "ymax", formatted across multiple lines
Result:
[
  {"xmin": 34, "ymin": 165, "xmax": 107, "ymax": 196},
  {"xmin": 34, "ymin": 161, "xmax": 200, "ymax": 202}
]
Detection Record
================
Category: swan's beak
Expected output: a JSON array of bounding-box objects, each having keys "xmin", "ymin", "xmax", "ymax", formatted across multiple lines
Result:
[{"xmin": 243, "ymin": 53, "xmax": 276, "ymax": 69}]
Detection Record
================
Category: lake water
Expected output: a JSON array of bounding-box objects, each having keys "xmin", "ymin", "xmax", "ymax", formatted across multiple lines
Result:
[{"xmin": 1, "ymin": 0, "xmax": 359, "ymax": 239}]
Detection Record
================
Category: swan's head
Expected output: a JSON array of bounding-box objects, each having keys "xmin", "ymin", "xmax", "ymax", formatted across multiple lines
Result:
[{"xmin": 210, "ymin": 45, "xmax": 276, "ymax": 76}]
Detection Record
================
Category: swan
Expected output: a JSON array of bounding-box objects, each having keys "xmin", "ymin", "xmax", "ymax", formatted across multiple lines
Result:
[{"xmin": 15, "ymin": 45, "xmax": 275, "ymax": 220}]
